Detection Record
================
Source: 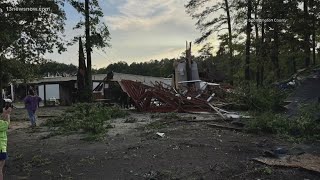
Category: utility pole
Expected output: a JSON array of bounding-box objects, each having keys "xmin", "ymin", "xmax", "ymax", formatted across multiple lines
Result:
[{"xmin": 85, "ymin": 0, "xmax": 92, "ymax": 102}]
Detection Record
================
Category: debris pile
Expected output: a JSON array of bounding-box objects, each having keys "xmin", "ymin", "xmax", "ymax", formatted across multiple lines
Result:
[
  {"xmin": 119, "ymin": 79, "xmax": 241, "ymax": 119},
  {"xmin": 118, "ymin": 42, "xmax": 247, "ymax": 118}
]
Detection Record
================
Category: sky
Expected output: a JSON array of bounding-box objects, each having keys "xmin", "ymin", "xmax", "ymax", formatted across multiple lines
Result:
[{"xmin": 45, "ymin": 0, "xmax": 218, "ymax": 68}]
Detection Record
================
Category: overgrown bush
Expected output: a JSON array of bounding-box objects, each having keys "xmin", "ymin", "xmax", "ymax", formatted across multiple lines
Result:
[
  {"xmin": 247, "ymin": 87, "xmax": 287, "ymax": 112},
  {"xmin": 247, "ymin": 103, "xmax": 320, "ymax": 141},
  {"xmin": 228, "ymin": 86, "xmax": 287, "ymax": 112},
  {"xmin": 45, "ymin": 103, "xmax": 128, "ymax": 140}
]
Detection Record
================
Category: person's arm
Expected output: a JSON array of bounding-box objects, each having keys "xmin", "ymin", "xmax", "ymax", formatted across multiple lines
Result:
[
  {"xmin": 24, "ymin": 96, "xmax": 29, "ymax": 104},
  {"xmin": 0, "ymin": 120, "xmax": 9, "ymax": 131},
  {"xmin": 2, "ymin": 108, "xmax": 11, "ymax": 123},
  {"xmin": 7, "ymin": 107, "xmax": 12, "ymax": 114}
]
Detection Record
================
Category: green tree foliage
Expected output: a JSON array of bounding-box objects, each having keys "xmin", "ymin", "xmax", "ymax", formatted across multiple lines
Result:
[
  {"xmin": 185, "ymin": 0, "xmax": 234, "ymax": 44},
  {"xmin": 241, "ymin": 0, "xmax": 319, "ymax": 84},
  {"xmin": 0, "ymin": 0, "xmax": 110, "ymax": 68},
  {"xmin": 248, "ymin": 103, "xmax": 320, "ymax": 141},
  {"xmin": 94, "ymin": 56, "xmax": 226, "ymax": 83},
  {"xmin": 1, "ymin": 54, "xmax": 37, "ymax": 112},
  {"xmin": 0, "ymin": 0, "xmax": 111, "ymax": 103},
  {"xmin": 1, "ymin": 57, "xmax": 38, "ymax": 83},
  {"xmin": 96, "ymin": 59, "xmax": 176, "ymax": 78},
  {"xmin": 67, "ymin": 0, "xmax": 111, "ymax": 49},
  {"xmin": 0, "ymin": 0, "xmax": 67, "ymax": 61},
  {"xmin": 37, "ymin": 60, "xmax": 77, "ymax": 77},
  {"xmin": 185, "ymin": 0, "xmax": 320, "ymax": 86},
  {"xmin": 186, "ymin": 0, "xmax": 235, "ymax": 83},
  {"xmin": 45, "ymin": 103, "xmax": 128, "ymax": 141},
  {"xmin": 2, "ymin": 58, "xmax": 77, "ymax": 81}
]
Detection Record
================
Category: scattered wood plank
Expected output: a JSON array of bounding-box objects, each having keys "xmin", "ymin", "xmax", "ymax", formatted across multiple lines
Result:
[
  {"xmin": 253, "ymin": 153, "xmax": 320, "ymax": 174},
  {"xmin": 207, "ymin": 103, "xmax": 226, "ymax": 119},
  {"xmin": 206, "ymin": 123, "xmax": 243, "ymax": 131}
]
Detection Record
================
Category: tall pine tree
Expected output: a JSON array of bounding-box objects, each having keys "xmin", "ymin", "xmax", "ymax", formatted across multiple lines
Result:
[{"xmin": 77, "ymin": 37, "xmax": 87, "ymax": 102}]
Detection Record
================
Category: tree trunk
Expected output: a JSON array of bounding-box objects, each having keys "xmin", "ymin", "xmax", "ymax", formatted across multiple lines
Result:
[
  {"xmin": 260, "ymin": 21, "xmax": 265, "ymax": 85},
  {"xmin": 271, "ymin": 1, "xmax": 281, "ymax": 80},
  {"xmin": 85, "ymin": 0, "xmax": 92, "ymax": 102},
  {"xmin": 293, "ymin": 56, "xmax": 297, "ymax": 74},
  {"xmin": 290, "ymin": 36, "xmax": 297, "ymax": 74},
  {"xmin": 311, "ymin": 0, "xmax": 316, "ymax": 65},
  {"xmin": 259, "ymin": 0, "xmax": 266, "ymax": 86},
  {"xmin": 273, "ymin": 23, "xmax": 280, "ymax": 80},
  {"xmin": 225, "ymin": 0, "xmax": 234, "ymax": 85},
  {"xmin": 245, "ymin": 0, "xmax": 252, "ymax": 81},
  {"xmin": 304, "ymin": 0, "xmax": 311, "ymax": 67},
  {"xmin": 255, "ymin": 0, "xmax": 260, "ymax": 87},
  {"xmin": 77, "ymin": 37, "xmax": 87, "ymax": 102},
  {"xmin": 0, "ymin": 55, "xmax": 3, "ymax": 113},
  {"xmin": 312, "ymin": 18, "xmax": 316, "ymax": 65}
]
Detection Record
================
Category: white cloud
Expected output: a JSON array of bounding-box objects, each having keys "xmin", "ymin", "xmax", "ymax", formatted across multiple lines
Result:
[
  {"xmin": 101, "ymin": 0, "xmax": 204, "ymax": 62},
  {"xmin": 105, "ymin": 0, "xmax": 194, "ymax": 31},
  {"xmin": 120, "ymin": 0, "xmax": 169, "ymax": 17}
]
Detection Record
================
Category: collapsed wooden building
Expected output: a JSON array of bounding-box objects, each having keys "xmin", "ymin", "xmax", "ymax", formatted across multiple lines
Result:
[{"xmin": 8, "ymin": 73, "xmax": 170, "ymax": 106}]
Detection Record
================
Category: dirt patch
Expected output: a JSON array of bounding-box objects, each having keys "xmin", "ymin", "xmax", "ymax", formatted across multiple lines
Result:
[{"xmin": 4, "ymin": 107, "xmax": 320, "ymax": 179}]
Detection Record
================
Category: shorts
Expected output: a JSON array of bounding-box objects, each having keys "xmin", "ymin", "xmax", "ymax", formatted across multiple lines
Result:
[{"xmin": 0, "ymin": 152, "xmax": 7, "ymax": 160}]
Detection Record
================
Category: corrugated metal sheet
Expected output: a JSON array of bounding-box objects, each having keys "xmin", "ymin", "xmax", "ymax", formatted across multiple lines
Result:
[{"xmin": 13, "ymin": 73, "xmax": 170, "ymax": 87}]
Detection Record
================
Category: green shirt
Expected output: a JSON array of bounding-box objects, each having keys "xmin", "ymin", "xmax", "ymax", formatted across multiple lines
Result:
[{"xmin": 0, "ymin": 120, "xmax": 9, "ymax": 152}]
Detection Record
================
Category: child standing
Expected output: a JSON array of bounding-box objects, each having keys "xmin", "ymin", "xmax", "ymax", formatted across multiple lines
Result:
[
  {"xmin": 24, "ymin": 90, "xmax": 42, "ymax": 127},
  {"xmin": 0, "ymin": 112, "xmax": 10, "ymax": 180},
  {"xmin": 2, "ymin": 102, "xmax": 12, "ymax": 122}
]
